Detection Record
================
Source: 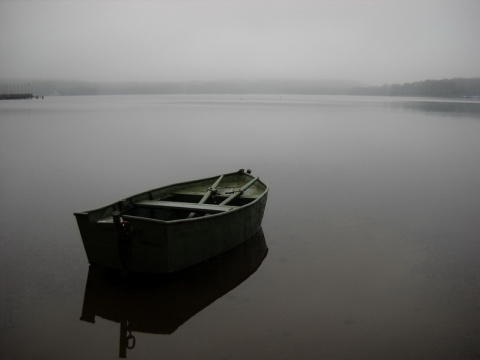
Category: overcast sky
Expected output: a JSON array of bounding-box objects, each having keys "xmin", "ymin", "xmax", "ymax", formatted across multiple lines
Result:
[{"xmin": 0, "ymin": 0, "xmax": 479, "ymax": 85}]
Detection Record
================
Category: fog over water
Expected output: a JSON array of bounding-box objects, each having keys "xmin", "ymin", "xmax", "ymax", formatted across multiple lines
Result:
[
  {"xmin": 0, "ymin": 95, "xmax": 479, "ymax": 359},
  {"xmin": 1, "ymin": 0, "xmax": 479, "ymax": 85}
]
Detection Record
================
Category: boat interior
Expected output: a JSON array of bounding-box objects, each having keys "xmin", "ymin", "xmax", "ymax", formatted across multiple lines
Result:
[
  {"xmin": 94, "ymin": 172, "xmax": 267, "ymax": 223},
  {"xmin": 122, "ymin": 191, "xmax": 258, "ymax": 221}
]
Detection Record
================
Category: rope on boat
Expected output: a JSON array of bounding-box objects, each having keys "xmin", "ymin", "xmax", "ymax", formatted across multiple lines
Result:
[{"xmin": 113, "ymin": 211, "xmax": 132, "ymax": 272}]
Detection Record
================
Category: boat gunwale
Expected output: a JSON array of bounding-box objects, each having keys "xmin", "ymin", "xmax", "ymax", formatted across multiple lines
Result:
[{"xmin": 74, "ymin": 171, "xmax": 268, "ymax": 225}]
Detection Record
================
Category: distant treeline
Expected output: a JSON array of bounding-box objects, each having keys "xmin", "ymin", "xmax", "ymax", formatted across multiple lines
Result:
[
  {"xmin": 350, "ymin": 77, "xmax": 480, "ymax": 98},
  {"xmin": 0, "ymin": 79, "xmax": 361, "ymax": 96},
  {"xmin": 1, "ymin": 77, "xmax": 479, "ymax": 97}
]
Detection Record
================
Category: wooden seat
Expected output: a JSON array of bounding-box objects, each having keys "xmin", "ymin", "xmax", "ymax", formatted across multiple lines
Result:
[
  {"xmin": 134, "ymin": 200, "xmax": 237, "ymax": 213},
  {"xmin": 172, "ymin": 190, "xmax": 258, "ymax": 199}
]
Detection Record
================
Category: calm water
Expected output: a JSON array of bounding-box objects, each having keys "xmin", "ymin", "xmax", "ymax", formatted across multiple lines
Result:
[{"xmin": 1, "ymin": 95, "xmax": 479, "ymax": 359}]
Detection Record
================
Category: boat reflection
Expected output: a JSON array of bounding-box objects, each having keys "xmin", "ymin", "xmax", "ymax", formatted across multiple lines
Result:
[{"xmin": 80, "ymin": 229, "xmax": 268, "ymax": 358}]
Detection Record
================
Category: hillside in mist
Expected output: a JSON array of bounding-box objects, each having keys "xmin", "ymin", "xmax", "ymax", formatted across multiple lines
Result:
[
  {"xmin": 1, "ymin": 79, "xmax": 362, "ymax": 96},
  {"xmin": 350, "ymin": 78, "xmax": 480, "ymax": 97},
  {"xmin": 1, "ymin": 78, "xmax": 479, "ymax": 98}
]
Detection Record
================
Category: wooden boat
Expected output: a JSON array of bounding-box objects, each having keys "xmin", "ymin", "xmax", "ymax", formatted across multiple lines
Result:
[{"xmin": 74, "ymin": 169, "xmax": 268, "ymax": 274}]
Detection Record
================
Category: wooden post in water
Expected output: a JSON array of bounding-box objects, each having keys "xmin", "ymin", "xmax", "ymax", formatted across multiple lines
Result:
[{"xmin": 119, "ymin": 319, "xmax": 128, "ymax": 358}]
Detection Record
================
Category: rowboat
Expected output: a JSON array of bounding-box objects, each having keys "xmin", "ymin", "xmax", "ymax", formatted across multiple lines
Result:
[{"xmin": 74, "ymin": 169, "xmax": 268, "ymax": 274}]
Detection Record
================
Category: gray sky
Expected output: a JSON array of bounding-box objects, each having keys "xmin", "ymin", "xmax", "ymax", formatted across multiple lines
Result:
[{"xmin": 1, "ymin": 0, "xmax": 479, "ymax": 85}]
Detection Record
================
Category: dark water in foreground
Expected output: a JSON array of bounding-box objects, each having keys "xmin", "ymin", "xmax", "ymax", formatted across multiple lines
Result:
[{"xmin": 1, "ymin": 95, "xmax": 479, "ymax": 359}]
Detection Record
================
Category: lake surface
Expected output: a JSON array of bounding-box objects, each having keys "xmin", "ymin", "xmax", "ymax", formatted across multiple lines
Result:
[{"xmin": 1, "ymin": 95, "xmax": 479, "ymax": 359}]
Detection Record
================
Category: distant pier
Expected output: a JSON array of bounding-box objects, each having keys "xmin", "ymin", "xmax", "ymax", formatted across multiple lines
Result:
[
  {"xmin": 0, "ymin": 82, "xmax": 43, "ymax": 100},
  {"xmin": 0, "ymin": 93, "xmax": 35, "ymax": 100}
]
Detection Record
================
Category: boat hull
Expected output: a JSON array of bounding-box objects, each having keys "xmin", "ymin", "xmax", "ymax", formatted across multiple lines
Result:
[{"xmin": 75, "ymin": 171, "xmax": 268, "ymax": 274}]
